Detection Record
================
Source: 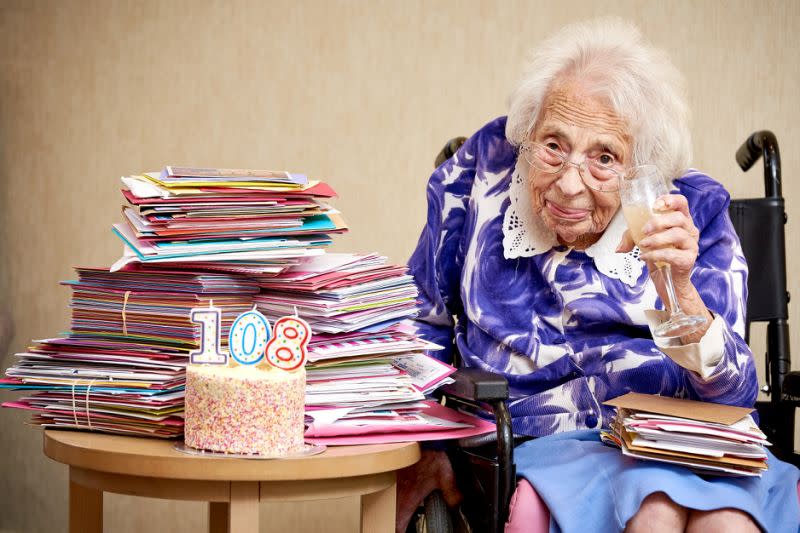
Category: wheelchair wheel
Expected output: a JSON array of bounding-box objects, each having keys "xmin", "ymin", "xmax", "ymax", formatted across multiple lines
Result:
[{"xmin": 419, "ymin": 490, "xmax": 453, "ymax": 533}]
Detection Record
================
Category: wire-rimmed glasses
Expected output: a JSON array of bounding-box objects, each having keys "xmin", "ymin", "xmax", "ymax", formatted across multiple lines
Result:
[{"xmin": 520, "ymin": 142, "xmax": 623, "ymax": 192}]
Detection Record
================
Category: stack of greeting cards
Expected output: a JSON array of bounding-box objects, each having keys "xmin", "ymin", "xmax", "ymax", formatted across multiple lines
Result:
[
  {"xmin": 2, "ymin": 167, "xmax": 341, "ymax": 438},
  {"xmin": 2, "ymin": 166, "xmax": 493, "ymax": 445},
  {"xmin": 1, "ymin": 268, "xmax": 256, "ymax": 437},
  {"xmin": 602, "ymin": 393, "xmax": 769, "ymax": 477},
  {"xmin": 112, "ymin": 167, "xmax": 346, "ymax": 274},
  {"xmin": 255, "ymin": 253, "xmax": 475, "ymax": 443}
]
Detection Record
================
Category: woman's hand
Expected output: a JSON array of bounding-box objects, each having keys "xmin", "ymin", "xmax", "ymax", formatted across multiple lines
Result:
[
  {"xmin": 617, "ymin": 194, "xmax": 699, "ymax": 286},
  {"xmin": 636, "ymin": 194, "xmax": 700, "ymax": 291},
  {"xmin": 396, "ymin": 449, "xmax": 462, "ymax": 533},
  {"xmin": 617, "ymin": 193, "xmax": 713, "ymax": 343}
]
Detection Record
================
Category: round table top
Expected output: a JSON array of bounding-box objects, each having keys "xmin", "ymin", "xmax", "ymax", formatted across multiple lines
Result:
[{"xmin": 44, "ymin": 430, "xmax": 420, "ymax": 482}]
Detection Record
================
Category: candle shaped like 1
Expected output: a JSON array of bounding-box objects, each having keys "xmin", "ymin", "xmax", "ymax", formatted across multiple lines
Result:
[{"xmin": 189, "ymin": 300, "xmax": 228, "ymax": 365}]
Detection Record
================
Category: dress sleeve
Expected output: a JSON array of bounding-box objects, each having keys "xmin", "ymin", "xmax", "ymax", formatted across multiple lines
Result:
[
  {"xmin": 656, "ymin": 175, "xmax": 757, "ymax": 407},
  {"xmin": 407, "ymin": 134, "xmax": 479, "ymax": 364}
]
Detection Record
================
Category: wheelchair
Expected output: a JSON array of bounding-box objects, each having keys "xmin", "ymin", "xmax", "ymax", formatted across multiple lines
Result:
[{"xmin": 412, "ymin": 131, "xmax": 799, "ymax": 533}]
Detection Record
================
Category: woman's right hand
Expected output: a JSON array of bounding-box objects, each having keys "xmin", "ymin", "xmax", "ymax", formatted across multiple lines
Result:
[{"xmin": 395, "ymin": 449, "xmax": 463, "ymax": 532}]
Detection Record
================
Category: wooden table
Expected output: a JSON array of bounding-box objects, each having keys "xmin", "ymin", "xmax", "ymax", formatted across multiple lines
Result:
[{"xmin": 43, "ymin": 430, "xmax": 420, "ymax": 533}]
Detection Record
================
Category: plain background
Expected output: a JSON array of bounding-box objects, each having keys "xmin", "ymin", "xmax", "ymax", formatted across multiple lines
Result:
[{"xmin": 1, "ymin": 1, "xmax": 798, "ymax": 531}]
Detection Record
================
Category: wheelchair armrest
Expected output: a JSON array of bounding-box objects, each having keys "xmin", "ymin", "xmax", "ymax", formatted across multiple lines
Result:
[
  {"xmin": 436, "ymin": 368, "xmax": 516, "ymax": 529},
  {"xmin": 438, "ymin": 367, "xmax": 509, "ymax": 402}
]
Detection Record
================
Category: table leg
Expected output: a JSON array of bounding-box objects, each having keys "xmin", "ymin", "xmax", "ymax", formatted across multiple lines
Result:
[
  {"xmin": 361, "ymin": 481, "xmax": 396, "ymax": 533},
  {"xmin": 208, "ymin": 502, "xmax": 230, "ymax": 533},
  {"xmin": 229, "ymin": 482, "xmax": 259, "ymax": 533},
  {"xmin": 69, "ymin": 473, "xmax": 103, "ymax": 533}
]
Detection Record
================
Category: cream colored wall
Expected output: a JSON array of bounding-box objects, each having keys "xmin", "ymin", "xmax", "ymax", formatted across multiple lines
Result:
[{"xmin": 1, "ymin": 1, "xmax": 798, "ymax": 531}]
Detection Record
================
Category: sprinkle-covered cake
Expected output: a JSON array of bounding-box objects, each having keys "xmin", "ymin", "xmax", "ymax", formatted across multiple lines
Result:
[{"xmin": 184, "ymin": 363, "xmax": 306, "ymax": 455}]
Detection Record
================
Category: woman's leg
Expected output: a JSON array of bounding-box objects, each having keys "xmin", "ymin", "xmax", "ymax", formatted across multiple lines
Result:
[
  {"xmin": 685, "ymin": 508, "xmax": 760, "ymax": 533},
  {"xmin": 624, "ymin": 492, "xmax": 688, "ymax": 533},
  {"xmin": 683, "ymin": 479, "xmax": 800, "ymax": 532}
]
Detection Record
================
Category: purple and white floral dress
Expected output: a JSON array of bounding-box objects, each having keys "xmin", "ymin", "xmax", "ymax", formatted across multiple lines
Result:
[
  {"xmin": 410, "ymin": 116, "xmax": 754, "ymax": 435},
  {"xmin": 408, "ymin": 117, "xmax": 799, "ymax": 532}
]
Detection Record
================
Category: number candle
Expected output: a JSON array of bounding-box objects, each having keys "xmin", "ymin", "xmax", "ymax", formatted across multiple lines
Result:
[
  {"xmin": 264, "ymin": 316, "xmax": 311, "ymax": 371},
  {"xmin": 228, "ymin": 306, "xmax": 271, "ymax": 366},
  {"xmin": 189, "ymin": 300, "xmax": 228, "ymax": 365}
]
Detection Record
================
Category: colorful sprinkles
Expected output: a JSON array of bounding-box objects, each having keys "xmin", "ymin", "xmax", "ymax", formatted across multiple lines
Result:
[{"xmin": 184, "ymin": 364, "xmax": 306, "ymax": 455}]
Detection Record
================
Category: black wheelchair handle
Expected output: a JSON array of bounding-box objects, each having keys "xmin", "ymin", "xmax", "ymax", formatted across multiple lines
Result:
[
  {"xmin": 434, "ymin": 136, "xmax": 468, "ymax": 168},
  {"xmin": 735, "ymin": 130, "xmax": 782, "ymax": 198}
]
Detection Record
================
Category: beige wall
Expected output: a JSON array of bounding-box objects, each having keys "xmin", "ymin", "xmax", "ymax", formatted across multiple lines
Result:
[{"xmin": 1, "ymin": 1, "xmax": 798, "ymax": 531}]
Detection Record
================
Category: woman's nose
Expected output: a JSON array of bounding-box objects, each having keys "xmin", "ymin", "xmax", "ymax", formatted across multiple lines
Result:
[{"xmin": 555, "ymin": 163, "xmax": 586, "ymax": 197}]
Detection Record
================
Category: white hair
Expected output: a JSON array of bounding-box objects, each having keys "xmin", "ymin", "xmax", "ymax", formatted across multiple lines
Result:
[{"xmin": 506, "ymin": 17, "xmax": 692, "ymax": 180}]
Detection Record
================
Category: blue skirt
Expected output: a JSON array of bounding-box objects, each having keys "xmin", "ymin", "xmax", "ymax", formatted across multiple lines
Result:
[{"xmin": 514, "ymin": 430, "xmax": 800, "ymax": 533}]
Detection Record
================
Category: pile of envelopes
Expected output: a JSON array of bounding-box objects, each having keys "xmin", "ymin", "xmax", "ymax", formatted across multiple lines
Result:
[
  {"xmin": 253, "ymin": 252, "xmax": 484, "ymax": 443},
  {"xmin": 3, "ymin": 338, "xmax": 187, "ymax": 438},
  {"xmin": 255, "ymin": 252, "xmax": 419, "ymax": 334},
  {"xmin": 2, "ymin": 268, "xmax": 257, "ymax": 437},
  {"xmin": 112, "ymin": 166, "xmax": 346, "ymax": 274},
  {"xmin": 4, "ymin": 167, "xmax": 338, "ymax": 438},
  {"xmin": 67, "ymin": 267, "xmax": 257, "ymax": 342},
  {"xmin": 3, "ymin": 166, "xmax": 494, "ymax": 444},
  {"xmin": 602, "ymin": 393, "xmax": 769, "ymax": 477}
]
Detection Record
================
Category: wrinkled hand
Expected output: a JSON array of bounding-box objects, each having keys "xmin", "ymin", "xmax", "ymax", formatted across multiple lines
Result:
[
  {"xmin": 396, "ymin": 449, "xmax": 462, "ymax": 533},
  {"xmin": 617, "ymin": 193, "xmax": 700, "ymax": 291}
]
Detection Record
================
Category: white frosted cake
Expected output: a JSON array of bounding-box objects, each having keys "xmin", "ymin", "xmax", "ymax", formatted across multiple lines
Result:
[{"xmin": 184, "ymin": 364, "xmax": 306, "ymax": 455}]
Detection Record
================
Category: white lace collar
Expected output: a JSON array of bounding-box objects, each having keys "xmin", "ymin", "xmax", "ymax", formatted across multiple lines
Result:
[{"xmin": 502, "ymin": 161, "xmax": 644, "ymax": 287}]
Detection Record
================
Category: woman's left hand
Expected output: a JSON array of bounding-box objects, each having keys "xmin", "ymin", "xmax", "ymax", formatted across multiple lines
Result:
[
  {"xmin": 618, "ymin": 193, "xmax": 700, "ymax": 290},
  {"xmin": 618, "ymin": 193, "xmax": 713, "ymax": 344}
]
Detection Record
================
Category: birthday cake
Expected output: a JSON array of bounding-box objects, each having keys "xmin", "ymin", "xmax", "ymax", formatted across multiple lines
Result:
[
  {"xmin": 184, "ymin": 363, "xmax": 306, "ymax": 455},
  {"xmin": 184, "ymin": 306, "xmax": 311, "ymax": 456}
]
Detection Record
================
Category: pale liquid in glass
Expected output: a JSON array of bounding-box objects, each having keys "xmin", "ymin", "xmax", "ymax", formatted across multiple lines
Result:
[
  {"xmin": 622, "ymin": 204, "xmax": 651, "ymax": 245},
  {"xmin": 622, "ymin": 204, "xmax": 668, "ymax": 268}
]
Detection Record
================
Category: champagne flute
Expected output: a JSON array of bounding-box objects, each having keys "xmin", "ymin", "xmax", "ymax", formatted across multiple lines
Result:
[{"xmin": 619, "ymin": 165, "xmax": 707, "ymax": 339}]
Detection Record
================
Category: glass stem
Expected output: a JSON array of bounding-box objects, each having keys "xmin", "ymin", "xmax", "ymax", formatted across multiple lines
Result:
[{"xmin": 659, "ymin": 264, "xmax": 684, "ymax": 316}]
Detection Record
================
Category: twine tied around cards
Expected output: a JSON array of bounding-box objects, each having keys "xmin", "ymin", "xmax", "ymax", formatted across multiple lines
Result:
[
  {"xmin": 122, "ymin": 290, "xmax": 132, "ymax": 336},
  {"xmin": 70, "ymin": 374, "xmax": 112, "ymax": 431}
]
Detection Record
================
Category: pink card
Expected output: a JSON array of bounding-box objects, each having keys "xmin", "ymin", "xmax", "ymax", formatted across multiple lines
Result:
[{"xmin": 304, "ymin": 400, "xmax": 495, "ymax": 445}]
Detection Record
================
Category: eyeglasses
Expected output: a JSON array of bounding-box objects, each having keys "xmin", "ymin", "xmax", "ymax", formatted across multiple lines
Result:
[{"xmin": 520, "ymin": 142, "xmax": 623, "ymax": 192}]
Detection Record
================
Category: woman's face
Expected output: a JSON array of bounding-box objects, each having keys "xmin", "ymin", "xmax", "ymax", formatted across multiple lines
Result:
[{"xmin": 527, "ymin": 82, "xmax": 632, "ymax": 247}]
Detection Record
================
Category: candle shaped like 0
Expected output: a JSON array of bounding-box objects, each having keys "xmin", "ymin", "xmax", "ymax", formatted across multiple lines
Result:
[
  {"xmin": 228, "ymin": 306, "xmax": 271, "ymax": 366},
  {"xmin": 189, "ymin": 301, "xmax": 228, "ymax": 365}
]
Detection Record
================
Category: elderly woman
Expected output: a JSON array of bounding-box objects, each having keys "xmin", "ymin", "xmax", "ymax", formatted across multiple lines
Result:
[{"xmin": 399, "ymin": 18, "xmax": 800, "ymax": 533}]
